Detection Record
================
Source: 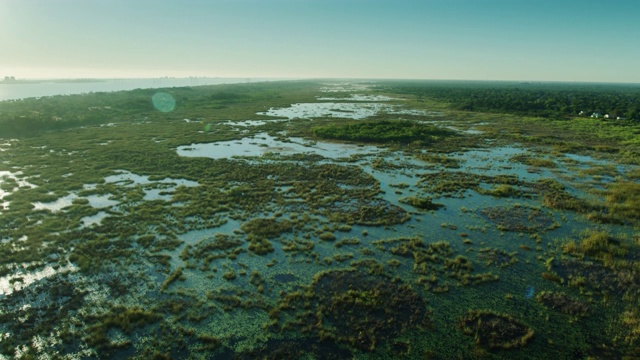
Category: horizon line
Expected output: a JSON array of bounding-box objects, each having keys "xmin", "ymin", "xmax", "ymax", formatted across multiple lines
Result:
[{"xmin": 2, "ymin": 76, "xmax": 640, "ymax": 86}]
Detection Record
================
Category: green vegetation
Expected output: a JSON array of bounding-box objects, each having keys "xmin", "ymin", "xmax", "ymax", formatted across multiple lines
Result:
[
  {"xmin": 318, "ymin": 232, "xmax": 336, "ymax": 241},
  {"xmin": 160, "ymin": 266, "xmax": 184, "ymax": 291},
  {"xmin": 378, "ymin": 80, "xmax": 640, "ymax": 119},
  {"xmin": 398, "ymin": 196, "xmax": 444, "ymax": 210},
  {"xmin": 477, "ymin": 184, "xmax": 523, "ymax": 198},
  {"xmin": 480, "ymin": 206, "xmax": 556, "ymax": 233},
  {"xmin": 459, "ymin": 310, "xmax": 534, "ymax": 349},
  {"xmin": 560, "ymin": 229, "xmax": 629, "ymax": 263},
  {"xmin": 241, "ymin": 218, "xmax": 293, "ymax": 238},
  {"xmin": 313, "ymin": 120, "xmax": 455, "ymax": 144},
  {"xmin": 536, "ymin": 291, "xmax": 590, "ymax": 316},
  {"xmin": 1, "ymin": 79, "xmax": 640, "ymax": 359},
  {"xmin": 270, "ymin": 269, "xmax": 431, "ymax": 352},
  {"xmin": 335, "ymin": 237, "xmax": 360, "ymax": 248},
  {"xmin": 0, "ymin": 81, "xmax": 321, "ymax": 137},
  {"xmin": 222, "ymin": 270, "xmax": 237, "ymax": 281},
  {"xmin": 602, "ymin": 181, "xmax": 640, "ymax": 223},
  {"xmin": 86, "ymin": 306, "xmax": 160, "ymax": 351},
  {"xmin": 247, "ymin": 236, "xmax": 275, "ymax": 255}
]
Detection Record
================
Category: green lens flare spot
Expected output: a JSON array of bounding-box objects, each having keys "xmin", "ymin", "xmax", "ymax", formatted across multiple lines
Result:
[{"xmin": 152, "ymin": 92, "xmax": 176, "ymax": 112}]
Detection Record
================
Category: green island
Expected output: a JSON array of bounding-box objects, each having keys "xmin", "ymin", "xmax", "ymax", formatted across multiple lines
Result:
[{"xmin": 1, "ymin": 79, "xmax": 640, "ymax": 359}]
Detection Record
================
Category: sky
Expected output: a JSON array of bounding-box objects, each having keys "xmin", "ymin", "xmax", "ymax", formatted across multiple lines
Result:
[{"xmin": 1, "ymin": 0, "xmax": 639, "ymax": 82}]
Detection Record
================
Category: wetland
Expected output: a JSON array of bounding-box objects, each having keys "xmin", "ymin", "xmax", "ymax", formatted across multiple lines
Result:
[{"xmin": 1, "ymin": 79, "xmax": 640, "ymax": 359}]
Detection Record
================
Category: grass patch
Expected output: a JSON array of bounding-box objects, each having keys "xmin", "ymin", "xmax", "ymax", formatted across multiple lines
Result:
[{"xmin": 313, "ymin": 120, "xmax": 455, "ymax": 145}]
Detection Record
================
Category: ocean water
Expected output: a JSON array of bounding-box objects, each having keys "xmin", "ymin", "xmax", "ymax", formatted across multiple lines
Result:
[{"xmin": 0, "ymin": 78, "xmax": 283, "ymax": 101}]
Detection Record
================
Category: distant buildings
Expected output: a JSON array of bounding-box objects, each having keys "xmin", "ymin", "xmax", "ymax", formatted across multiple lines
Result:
[
  {"xmin": 3, "ymin": 76, "xmax": 16, "ymax": 82},
  {"xmin": 584, "ymin": 112, "xmax": 634, "ymax": 121}
]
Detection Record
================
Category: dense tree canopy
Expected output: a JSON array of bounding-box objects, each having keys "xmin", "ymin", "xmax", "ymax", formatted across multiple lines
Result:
[{"xmin": 378, "ymin": 81, "xmax": 640, "ymax": 120}]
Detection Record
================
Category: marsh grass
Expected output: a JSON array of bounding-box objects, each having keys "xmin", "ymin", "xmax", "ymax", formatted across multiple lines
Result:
[
  {"xmin": 1, "ymin": 80, "xmax": 640, "ymax": 359},
  {"xmin": 313, "ymin": 119, "xmax": 456, "ymax": 145}
]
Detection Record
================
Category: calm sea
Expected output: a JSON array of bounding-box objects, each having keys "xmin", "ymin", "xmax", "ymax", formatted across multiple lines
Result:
[{"xmin": 0, "ymin": 78, "xmax": 281, "ymax": 101}]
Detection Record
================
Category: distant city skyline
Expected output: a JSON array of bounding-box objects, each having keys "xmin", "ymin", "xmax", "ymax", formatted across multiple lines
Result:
[{"xmin": 1, "ymin": 0, "xmax": 639, "ymax": 83}]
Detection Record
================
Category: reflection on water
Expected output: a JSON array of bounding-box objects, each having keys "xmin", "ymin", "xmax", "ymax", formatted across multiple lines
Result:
[
  {"xmin": 258, "ymin": 102, "xmax": 393, "ymax": 120},
  {"xmin": 318, "ymin": 83, "xmax": 371, "ymax": 93},
  {"xmin": 217, "ymin": 119, "xmax": 289, "ymax": 127},
  {"xmin": 257, "ymin": 102, "xmax": 440, "ymax": 120},
  {"xmin": 105, "ymin": 170, "xmax": 198, "ymax": 188},
  {"xmin": 86, "ymin": 194, "xmax": 119, "ymax": 208},
  {"xmin": 0, "ymin": 263, "xmax": 77, "ymax": 296},
  {"xmin": 81, "ymin": 211, "xmax": 109, "ymax": 227},
  {"xmin": 316, "ymin": 94, "xmax": 397, "ymax": 101},
  {"xmin": 106, "ymin": 170, "xmax": 198, "ymax": 201},
  {"xmin": 32, "ymin": 171, "xmax": 198, "ymax": 212},
  {"xmin": 0, "ymin": 171, "xmax": 37, "ymax": 212},
  {"xmin": 177, "ymin": 133, "xmax": 380, "ymax": 160},
  {"xmin": 33, "ymin": 194, "xmax": 77, "ymax": 212},
  {"xmin": 564, "ymin": 153, "xmax": 610, "ymax": 164}
]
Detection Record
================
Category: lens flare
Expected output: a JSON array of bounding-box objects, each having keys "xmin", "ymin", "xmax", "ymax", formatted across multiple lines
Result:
[{"xmin": 152, "ymin": 92, "xmax": 176, "ymax": 112}]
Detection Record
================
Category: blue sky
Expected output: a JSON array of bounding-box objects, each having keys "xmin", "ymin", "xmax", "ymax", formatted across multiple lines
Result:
[{"xmin": 1, "ymin": 0, "xmax": 639, "ymax": 82}]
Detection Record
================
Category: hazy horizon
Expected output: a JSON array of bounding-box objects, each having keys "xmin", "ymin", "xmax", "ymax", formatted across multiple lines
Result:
[
  {"xmin": 4, "ymin": 77, "xmax": 640, "ymax": 86},
  {"xmin": 2, "ymin": 0, "xmax": 640, "ymax": 83}
]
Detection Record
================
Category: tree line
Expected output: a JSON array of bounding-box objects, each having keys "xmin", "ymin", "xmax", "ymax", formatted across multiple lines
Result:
[{"xmin": 378, "ymin": 80, "xmax": 640, "ymax": 120}]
